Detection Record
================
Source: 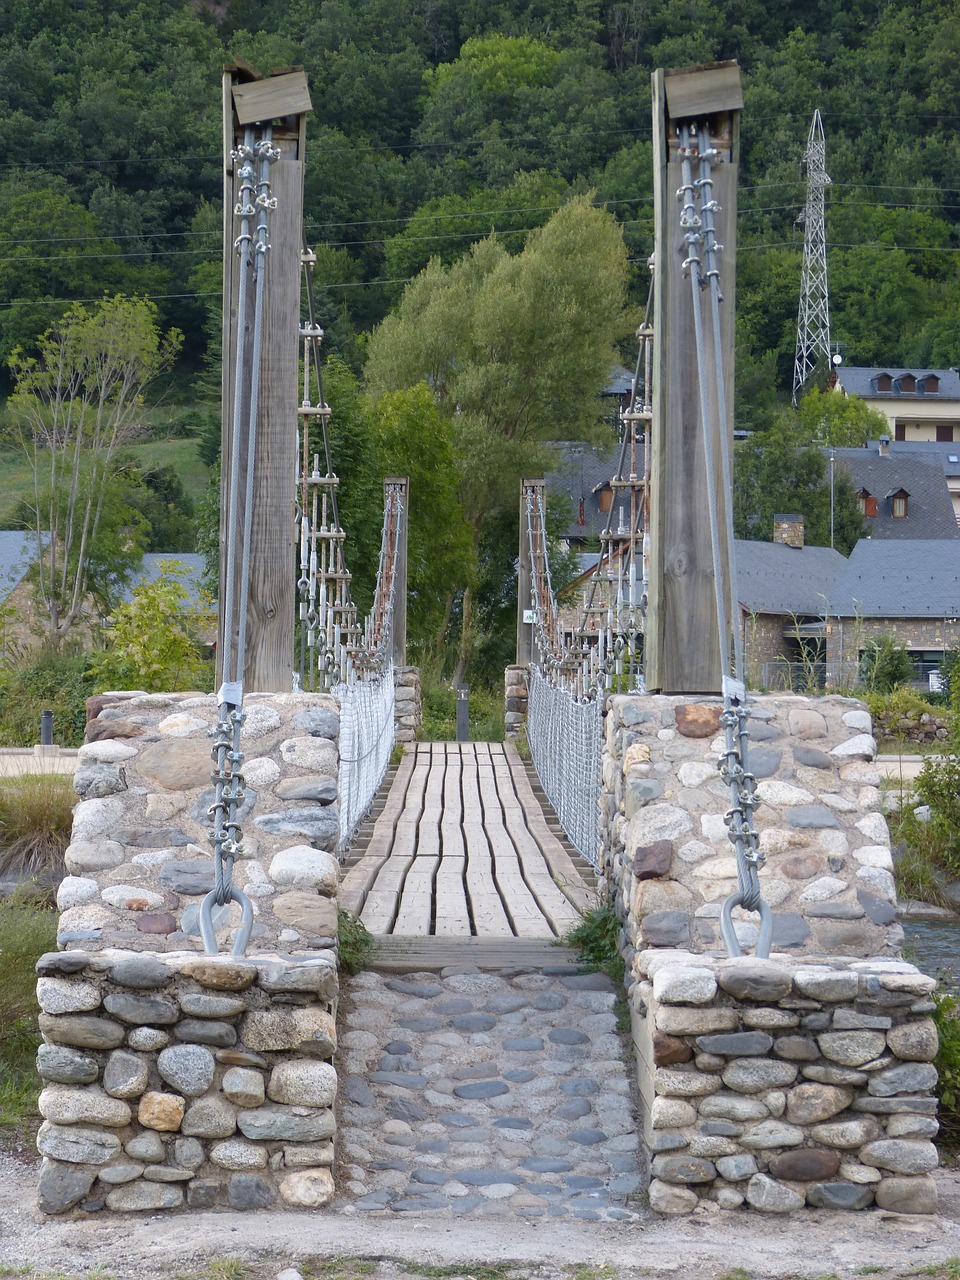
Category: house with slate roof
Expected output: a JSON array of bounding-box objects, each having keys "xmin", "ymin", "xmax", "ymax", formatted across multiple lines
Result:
[
  {"xmin": 830, "ymin": 441, "xmax": 960, "ymax": 540},
  {"xmin": 834, "ymin": 366, "xmax": 960, "ymax": 444}
]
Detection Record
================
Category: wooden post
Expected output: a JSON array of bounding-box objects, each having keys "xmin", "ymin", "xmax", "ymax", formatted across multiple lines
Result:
[
  {"xmin": 645, "ymin": 62, "xmax": 742, "ymax": 694},
  {"xmin": 218, "ymin": 66, "xmax": 312, "ymax": 693},
  {"xmin": 386, "ymin": 476, "xmax": 408, "ymax": 667},
  {"xmin": 516, "ymin": 479, "xmax": 543, "ymax": 666}
]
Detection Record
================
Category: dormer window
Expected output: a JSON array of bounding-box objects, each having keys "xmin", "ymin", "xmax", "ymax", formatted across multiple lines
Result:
[
  {"xmin": 858, "ymin": 488, "xmax": 878, "ymax": 518},
  {"xmin": 595, "ymin": 482, "xmax": 613, "ymax": 514},
  {"xmin": 922, "ymin": 374, "xmax": 940, "ymax": 394},
  {"xmin": 897, "ymin": 373, "xmax": 916, "ymax": 393},
  {"xmin": 888, "ymin": 488, "xmax": 909, "ymax": 518},
  {"xmin": 876, "ymin": 373, "xmax": 893, "ymax": 392}
]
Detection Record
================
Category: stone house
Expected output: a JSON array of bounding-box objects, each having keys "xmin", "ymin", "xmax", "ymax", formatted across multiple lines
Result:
[{"xmin": 831, "ymin": 441, "xmax": 960, "ymax": 539}]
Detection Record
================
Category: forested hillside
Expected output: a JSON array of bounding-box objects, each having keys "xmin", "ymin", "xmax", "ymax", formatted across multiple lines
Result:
[{"xmin": 1, "ymin": 0, "xmax": 957, "ymax": 399}]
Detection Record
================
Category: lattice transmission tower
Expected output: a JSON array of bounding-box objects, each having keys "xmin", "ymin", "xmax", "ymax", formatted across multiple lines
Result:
[{"xmin": 792, "ymin": 109, "xmax": 832, "ymax": 406}]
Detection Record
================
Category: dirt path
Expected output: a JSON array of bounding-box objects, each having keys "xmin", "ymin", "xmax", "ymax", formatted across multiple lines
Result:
[{"xmin": 2, "ymin": 1150, "xmax": 960, "ymax": 1280}]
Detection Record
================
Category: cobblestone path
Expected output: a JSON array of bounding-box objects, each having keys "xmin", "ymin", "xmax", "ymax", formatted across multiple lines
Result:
[{"xmin": 336, "ymin": 964, "xmax": 644, "ymax": 1219}]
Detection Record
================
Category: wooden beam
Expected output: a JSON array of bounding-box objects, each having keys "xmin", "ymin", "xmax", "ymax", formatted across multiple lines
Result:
[
  {"xmin": 232, "ymin": 70, "xmax": 312, "ymax": 125},
  {"xmin": 645, "ymin": 64, "xmax": 740, "ymax": 694}
]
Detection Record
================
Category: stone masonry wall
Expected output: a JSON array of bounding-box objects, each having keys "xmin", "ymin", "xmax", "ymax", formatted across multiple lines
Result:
[
  {"xmin": 633, "ymin": 950, "xmax": 939, "ymax": 1215},
  {"xmin": 36, "ymin": 949, "xmax": 338, "ymax": 1215},
  {"xmin": 394, "ymin": 666, "xmax": 421, "ymax": 744},
  {"xmin": 504, "ymin": 665, "xmax": 529, "ymax": 738},
  {"xmin": 39, "ymin": 690, "xmax": 345, "ymax": 1215},
  {"xmin": 599, "ymin": 693, "xmax": 901, "ymax": 976}
]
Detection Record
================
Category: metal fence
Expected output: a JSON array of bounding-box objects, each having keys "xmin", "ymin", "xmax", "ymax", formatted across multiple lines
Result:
[{"xmin": 335, "ymin": 662, "xmax": 396, "ymax": 852}]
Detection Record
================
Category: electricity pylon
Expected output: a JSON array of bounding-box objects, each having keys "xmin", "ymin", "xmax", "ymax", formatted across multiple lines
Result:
[{"xmin": 792, "ymin": 109, "xmax": 832, "ymax": 406}]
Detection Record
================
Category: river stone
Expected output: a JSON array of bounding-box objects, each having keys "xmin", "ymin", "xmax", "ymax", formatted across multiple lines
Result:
[
  {"xmin": 656, "ymin": 1006, "xmax": 740, "ymax": 1035},
  {"xmin": 785, "ymin": 1083, "xmax": 852, "ymax": 1125},
  {"xmin": 125, "ymin": 1131, "xmax": 165, "ymax": 1162},
  {"xmin": 175, "ymin": 1018, "xmax": 237, "ymax": 1048},
  {"xmin": 641, "ymin": 911, "xmax": 691, "ymax": 947},
  {"xmin": 181, "ymin": 1096, "xmax": 237, "ymax": 1139},
  {"xmin": 768, "ymin": 1148, "xmax": 841, "ymax": 1182},
  {"xmin": 159, "ymin": 860, "xmax": 216, "ymax": 896},
  {"xmin": 868, "ymin": 1062, "xmax": 938, "ymax": 1097},
  {"xmin": 886, "ymin": 1115, "xmax": 939, "ymax": 1139},
  {"xmin": 793, "ymin": 967, "xmax": 859, "ymax": 1001},
  {"xmin": 96, "ymin": 1162, "xmax": 146, "ymax": 1186},
  {"xmin": 228, "ymin": 1173, "xmax": 276, "ymax": 1210},
  {"xmin": 179, "ymin": 993, "xmax": 248, "ymax": 1019},
  {"xmin": 271, "ymin": 891, "xmax": 338, "ymax": 937},
  {"xmin": 37, "ymin": 1121, "xmax": 120, "ymax": 1165},
  {"xmin": 78, "ymin": 739, "xmax": 139, "ymax": 764},
  {"xmin": 174, "ymin": 1137, "xmax": 205, "ymax": 1170},
  {"xmin": 809, "ymin": 1116, "xmax": 882, "ymax": 1148},
  {"xmin": 774, "ymin": 1036, "xmax": 819, "ymax": 1062},
  {"xmin": 717, "ymin": 960, "xmax": 792, "ymax": 1002},
  {"xmin": 136, "ymin": 913, "xmax": 178, "ymax": 935},
  {"xmin": 651, "ymin": 1098, "xmax": 698, "ymax": 1128},
  {"xmin": 222, "ymin": 1067, "xmax": 265, "ymax": 1107},
  {"xmin": 856, "ymin": 889, "xmax": 897, "ymax": 925},
  {"xmin": 806, "ymin": 1180, "xmax": 874, "ymax": 1209},
  {"xmin": 39, "ymin": 1085, "xmax": 131, "ymax": 1127},
  {"xmin": 650, "ymin": 1155, "xmax": 716, "ymax": 1184},
  {"xmin": 279, "ymin": 1167, "xmax": 336, "ymax": 1206},
  {"xmin": 653, "ymin": 1032, "xmax": 693, "ymax": 1066},
  {"xmin": 860, "ymin": 1139, "xmax": 938, "ymax": 1175},
  {"xmin": 56, "ymin": 877, "xmax": 100, "ymax": 910},
  {"xmin": 715, "ymin": 1153, "xmax": 758, "ymax": 1181},
  {"xmin": 38, "ymin": 1014, "xmax": 124, "ymax": 1051},
  {"xmin": 676, "ymin": 705, "xmax": 722, "ymax": 738},
  {"xmin": 786, "ymin": 806, "xmax": 839, "ymax": 829},
  {"xmin": 36, "ymin": 1044, "xmax": 100, "ymax": 1086},
  {"xmin": 255, "ymin": 807, "xmax": 339, "ymax": 845},
  {"xmin": 268, "ymin": 1059, "xmax": 337, "ymax": 1107},
  {"xmin": 627, "ymin": 804, "xmax": 694, "ymax": 846},
  {"xmin": 108, "ymin": 955, "xmax": 174, "ymax": 989},
  {"xmin": 106, "ymin": 1182, "xmax": 183, "ymax": 1212},
  {"xmin": 155, "ymin": 1044, "xmax": 215, "ymax": 1097},
  {"xmin": 37, "ymin": 1162, "xmax": 97, "ymax": 1216},
  {"xmin": 256, "ymin": 958, "xmax": 337, "ymax": 997},
  {"xmin": 73, "ymin": 764, "xmax": 127, "ymax": 799},
  {"xmin": 60, "ymin": 829, "xmax": 124, "ymax": 871},
  {"xmin": 647, "ymin": 1178, "xmax": 699, "ymax": 1214},
  {"xmin": 739, "ymin": 1119, "xmax": 804, "ymax": 1149},
  {"xmin": 291, "ymin": 705, "xmax": 340, "ymax": 738},
  {"xmin": 745, "ymin": 1172, "xmax": 804, "ymax": 1213},
  {"xmin": 268, "ymin": 845, "xmax": 339, "ymax": 892},
  {"xmin": 241, "ymin": 1007, "xmax": 337, "ymax": 1056},
  {"xmin": 696, "ymin": 1032, "xmax": 773, "ymax": 1057},
  {"xmin": 818, "ymin": 1031, "xmax": 887, "ymax": 1067},
  {"xmin": 210, "ymin": 1139, "xmax": 268, "ymax": 1170},
  {"xmin": 885, "ymin": 1021, "xmax": 938, "ymax": 1062},
  {"xmin": 721, "ymin": 1059, "xmax": 798, "ymax": 1093},
  {"xmin": 237, "ymin": 1106, "xmax": 336, "ymax": 1142},
  {"xmin": 36, "ymin": 978, "xmax": 101, "ymax": 1016},
  {"xmin": 276, "ymin": 776, "xmax": 338, "ymax": 803},
  {"xmin": 652, "ymin": 966, "xmax": 717, "ymax": 1005},
  {"xmin": 114, "ymin": 826, "xmax": 190, "ymax": 849},
  {"xmin": 137, "ymin": 738, "xmax": 212, "ymax": 789},
  {"xmin": 633, "ymin": 840, "xmax": 673, "ymax": 879},
  {"xmin": 831, "ymin": 733, "xmax": 877, "ymax": 760},
  {"xmin": 102, "ymin": 993, "xmax": 179, "ymax": 1026},
  {"xmin": 279, "ymin": 737, "xmax": 338, "ymax": 774},
  {"xmin": 699, "ymin": 1094, "xmax": 768, "ymax": 1121},
  {"xmin": 874, "ymin": 1174, "xmax": 938, "ymax": 1214},
  {"xmin": 138, "ymin": 1091, "xmax": 185, "ymax": 1131},
  {"xmin": 655, "ymin": 1069, "xmax": 719, "ymax": 1097}
]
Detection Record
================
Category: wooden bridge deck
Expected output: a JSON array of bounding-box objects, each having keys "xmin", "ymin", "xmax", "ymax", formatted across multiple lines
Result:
[{"xmin": 340, "ymin": 741, "xmax": 596, "ymax": 941}]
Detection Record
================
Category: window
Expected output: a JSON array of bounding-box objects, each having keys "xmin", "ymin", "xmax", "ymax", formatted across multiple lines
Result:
[
  {"xmin": 895, "ymin": 422, "xmax": 906, "ymax": 440},
  {"xmin": 597, "ymin": 486, "xmax": 613, "ymax": 513},
  {"xmin": 858, "ymin": 489, "xmax": 877, "ymax": 517},
  {"xmin": 892, "ymin": 492, "xmax": 908, "ymax": 517},
  {"xmin": 898, "ymin": 373, "xmax": 916, "ymax": 393},
  {"xmin": 922, "ymin": 375, "xmax": 940, "ymax": 393},
  {"xmin": 876, "ymin": 373, "xmax": 893, "ymax": 392},
  {"xmin": 937, "ymin": 425, "xmax": 955, "ymax": 442}
]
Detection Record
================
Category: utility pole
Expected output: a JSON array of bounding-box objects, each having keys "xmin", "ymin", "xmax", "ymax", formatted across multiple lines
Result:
[
  {"xmin": 645, "ymin": 62, "xmax": 742, "ymax": 694},
  {"xmin": 792, "ymin": 109, "xmax": 832, "ymax": 407},
  {"xmin": 218, "ymin": 63, "xmax": 311, "ymax": 692}
]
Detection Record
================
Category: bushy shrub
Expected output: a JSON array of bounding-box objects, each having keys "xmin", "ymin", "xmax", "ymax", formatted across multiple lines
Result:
[
  {"xmin": 0, "ymin": 893, "xmax": 57, "ymax": 1132},
  {"xmin": 0, "ymin": 772, "xmax": 73, "ymax": 886},
  {"xmin": 0, "ymin": 647, "xmax": 95, "ymax": 747},
  {"xmin": 418, "ymin": 679, "xmax": 504, "ymax": 742},
  {"xmin": 933, "ymin": 987, "xmax": 960, "ymax": 1143},
  {"xmin": 859, "ymin": 633, "xmax": 913, "ymax": 693}
]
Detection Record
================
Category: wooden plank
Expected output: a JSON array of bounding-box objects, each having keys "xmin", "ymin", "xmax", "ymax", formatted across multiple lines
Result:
[
  {"xmin": 499, "ymin": 743, "xmax": 596, "ymax": 915},
  {"xmin": 233, "ymin": 70, "xmax": 312, "ymax": 124},
  {"xmin": 663, "ymin": 61, "xmax": 743, "ymax": 117},
  {"xmin": 478, "ymin": 766, "xmax": 553, "ymax": 938},
  {"xmin": 372, "ymin": 936, "xmax": 583, "ymax": 972},
  {"xmin": 461, "ymin": 763, "xmax": 513, "ymax": 937},
  {"xmin": 391, "ymin": 748, "xmax": 443, "ymax": 935},
  {"xmin": 340, "ymin": 750, "xmax": 420, "ymax": 916},
  {"xmin": 434, "ymin": 855, "xmax": 471, "ymax": 936}
]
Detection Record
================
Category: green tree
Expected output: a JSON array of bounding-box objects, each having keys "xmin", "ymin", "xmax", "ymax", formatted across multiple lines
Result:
[
  {"xmin": 366, "ymin": 196, "xmax": 629, "ymax": 675},
  {"xmin": 88, "ymin": 560, "xmax": 211, "ymax": 693},
  {"xmin": 795, "ymin": 386, "xmax": 888, "ymax": 447},
  {"xmin": 8, "ymin": 295, "xmax": 182, "ymax": 641}
]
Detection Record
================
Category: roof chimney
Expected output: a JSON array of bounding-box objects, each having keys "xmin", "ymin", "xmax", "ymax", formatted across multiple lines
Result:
[
  {"xmin": 773, "ymin": 514, "xmax": 804, "ymax": 549},
  {"xmin": 878, "ymin": 435, "xmax": 890, "ymax": 457}
]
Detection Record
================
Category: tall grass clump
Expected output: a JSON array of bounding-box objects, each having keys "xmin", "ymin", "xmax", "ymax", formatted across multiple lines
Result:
[
  {"xmin": 0, "ymin": 892, "xmax": 57, "ymax": 1134},
  {"xmin": 0, "ymin": 771, "xmax": 74, "ymax": 887}
]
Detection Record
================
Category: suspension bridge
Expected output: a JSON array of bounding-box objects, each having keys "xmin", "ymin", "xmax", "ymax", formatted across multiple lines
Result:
[{"xmin": 207, "ymin": 59, "xmax": 770, "ymax": 965}]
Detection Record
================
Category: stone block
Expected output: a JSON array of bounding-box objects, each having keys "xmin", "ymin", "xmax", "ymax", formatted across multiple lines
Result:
[{"xmin": 279, "ymin": 1168, "xmax": 336, "ymax": 1206}]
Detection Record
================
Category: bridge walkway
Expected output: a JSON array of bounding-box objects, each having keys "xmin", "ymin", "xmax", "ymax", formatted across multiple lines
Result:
[{"xmin": 340, "ymin": 742, "xmax": 597, "ymax": 965}]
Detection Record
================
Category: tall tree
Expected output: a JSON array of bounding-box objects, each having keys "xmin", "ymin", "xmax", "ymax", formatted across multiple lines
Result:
[
  {"xmin": 365, "ymin": 195, "xmax": 629, "ymax": 675},
  {"xmin": 8, "ymin": 295, "xmax": 181, "ymax": 641}
]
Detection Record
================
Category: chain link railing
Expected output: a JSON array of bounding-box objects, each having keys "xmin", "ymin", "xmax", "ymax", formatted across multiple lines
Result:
[{"xmin": 335, "ymin": 662, "xmax": 396, "ymax": 851}]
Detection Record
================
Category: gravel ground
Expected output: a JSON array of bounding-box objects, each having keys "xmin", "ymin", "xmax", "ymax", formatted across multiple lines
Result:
[{"xmin": 3, "ymin": 1148, "xmax": 960, "ymax": 1280}]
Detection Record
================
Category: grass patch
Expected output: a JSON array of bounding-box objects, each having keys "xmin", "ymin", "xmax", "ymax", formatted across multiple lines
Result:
[
  {"xmin": 418, "ymin": 681, "xmax": 504, "ymax": 743},
  {"xmin": 0, "ymin": 892, "xmax": 57, "ymax": 1142},
  {"xmin": 889, "ymin": 804, "xmax": 956, "ymax": 910},
  {"xmin": 337, "ymin": 908, "xmax": 377, "ymax": 975},
  {"xmin": 559, "ymin": 903, "xmax": 629, "ymax": 1031},
  {"xmin": 303, "ymin": 1262, "xmax": 378, "ymax": 1280},
  {"xmin": 0, "ymin": 771, "xmax": 73, "ymax": 887}
]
